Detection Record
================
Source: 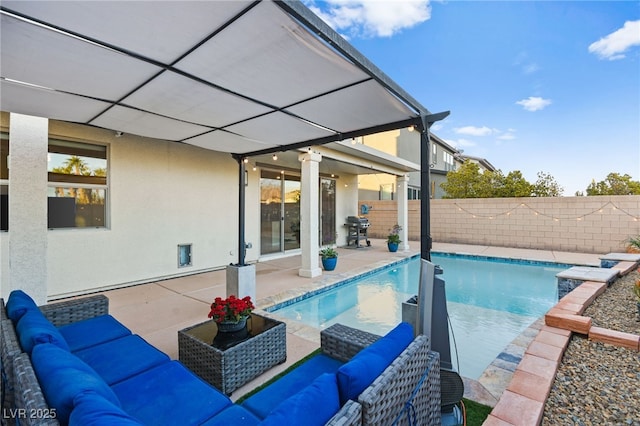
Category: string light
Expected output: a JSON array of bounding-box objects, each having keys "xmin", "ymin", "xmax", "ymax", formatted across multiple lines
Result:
[
  {"xmin": 452, "ymin": 201, "xmax": 640, "ymax": 221},
  {"xmin": 272, "ymin": 154, "xmax": 278, "ymax": 161}
]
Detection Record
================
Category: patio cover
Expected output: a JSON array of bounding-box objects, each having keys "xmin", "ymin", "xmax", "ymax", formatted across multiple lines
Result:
[{"xmin": 0, "ymin": 0, "xmax": 436, "ymax": 157}]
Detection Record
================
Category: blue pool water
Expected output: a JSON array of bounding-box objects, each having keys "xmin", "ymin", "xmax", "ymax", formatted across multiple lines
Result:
[{"xmin": 271, "ymin": 253, "xmax": 567, "ymax": 379}]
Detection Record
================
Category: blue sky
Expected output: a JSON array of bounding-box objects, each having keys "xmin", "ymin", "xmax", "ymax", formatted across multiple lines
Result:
[{"xmin": 306, "ymin": 1, "xmax": 640, "ymax": 195}]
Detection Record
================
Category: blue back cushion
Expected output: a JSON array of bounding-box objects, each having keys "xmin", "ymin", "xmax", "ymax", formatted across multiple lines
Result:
[
  {"xmin": 16, "ymin": 309, "xmax": 70, "ymax": 354},
  {"xmin": 336, "ymin": 322, "xmax": 413, "ymax": 405},
  {"xmin": 70, "ymin": 391, "xmax": 143, "ymax": 426},
  {"xmin": 260, "ymin": 373, "xmax": 340, "ymax": 426},
  {"xmin": 31, "ymin": 343, "xmax": 122, "ymax": 424},
  {"xmin": 6, "ymin": 290, "xmax": 39, "ymax": 322}
]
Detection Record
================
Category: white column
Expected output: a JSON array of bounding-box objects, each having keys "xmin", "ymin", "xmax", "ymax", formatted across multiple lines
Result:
[
  {"xmin": 7, "ymin": 113, "xmax": 49, "ymax": 304},
  {"xmin": 298, "ymin": 151, "xmax": 322, "ymax": 278},
  {"xmin": 397, "ymin": 175, "xmax": 410, "ymax": 252}
]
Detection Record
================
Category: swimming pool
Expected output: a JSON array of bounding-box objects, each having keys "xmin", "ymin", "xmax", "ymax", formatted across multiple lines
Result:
[{"xmin": 270, "ymin": 253, "xmax": 568, "ymax": 379}]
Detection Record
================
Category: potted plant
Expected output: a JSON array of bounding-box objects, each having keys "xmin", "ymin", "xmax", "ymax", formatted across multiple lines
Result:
[
  {"xmin": 387, "ymin": 224, "xmax": 402, "ymax": 252},
  {"xmin": 625, "ymin": 235, "xmax": 640, "ymax": 253},
  {"xmin": 319, "ymin": 247, "xmax": 338, "ymax": 271},
  {"xmin": 208, "ymin": 295, "xmax": 255, "ymax": 333}
]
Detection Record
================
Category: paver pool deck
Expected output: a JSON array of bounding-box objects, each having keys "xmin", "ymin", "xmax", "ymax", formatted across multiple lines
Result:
[{"xmin": 91, "ymin": 241, "xmax": 603, "ymax": 406}]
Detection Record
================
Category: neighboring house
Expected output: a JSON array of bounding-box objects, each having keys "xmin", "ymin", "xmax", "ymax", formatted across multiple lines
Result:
[
  {"xmin": 357, "ymin": 129, "xmax": 463, "ymax": 200},
  {"xmin": 0, "ymin": 1, "xmax": 437, "ymax": 302},
  {"xmin": 457, "ymin": 154, "xmax": 497, "ymax": 173}
]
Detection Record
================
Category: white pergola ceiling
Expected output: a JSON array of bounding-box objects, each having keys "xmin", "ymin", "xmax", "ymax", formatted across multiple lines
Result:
[{"xmin": 0, "ymin": 0, "xmax": 433, "ymax": 157}]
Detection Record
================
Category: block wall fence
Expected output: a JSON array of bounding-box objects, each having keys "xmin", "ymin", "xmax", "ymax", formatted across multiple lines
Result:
[{"xmin": 358, "ymin": 195, "xmax": 640, "ymax": 254}]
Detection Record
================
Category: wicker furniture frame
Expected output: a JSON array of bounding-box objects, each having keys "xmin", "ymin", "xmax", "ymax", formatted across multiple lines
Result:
[
  {"xmin": 178, "ymin": 314, "xmax": 286, "ymax": 395},
  {"xmin": 319, "ymin": 323, "xmax": 441, "ymax": 426},
  {"xmin": 1, "ymin": 295, "xmax": 109, "ymax": 426}
]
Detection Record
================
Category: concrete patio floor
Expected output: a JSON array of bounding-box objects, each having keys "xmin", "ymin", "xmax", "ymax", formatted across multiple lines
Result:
[{"xmin": 95, "ymin": 241, "xmax": 602, "ymax": 403}]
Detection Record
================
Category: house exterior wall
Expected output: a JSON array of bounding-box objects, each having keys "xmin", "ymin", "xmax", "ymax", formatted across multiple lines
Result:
[
  {"xmin": 359, "ymin": 196, "xmax": 640, "ymax": 254},
  {"xmin": 1, "ymin": 116, "xmax": 362, "ymax": 299}
]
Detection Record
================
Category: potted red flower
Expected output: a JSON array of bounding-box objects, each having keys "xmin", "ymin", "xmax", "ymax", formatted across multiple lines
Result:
[{"xmin": 208, "ymin": 295, "xmax": 255, "ymax": 333}]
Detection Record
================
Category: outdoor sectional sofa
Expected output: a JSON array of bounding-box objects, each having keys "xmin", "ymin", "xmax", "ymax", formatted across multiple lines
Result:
[{"xmin": 0, "ymin": 291, "xmax": 441, "ymax": 426}]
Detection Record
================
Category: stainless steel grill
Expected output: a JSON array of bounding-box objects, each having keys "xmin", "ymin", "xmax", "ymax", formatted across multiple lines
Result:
[{"xmin": 345, "ymin": 216, "xmax": 371, "ymax": 248}]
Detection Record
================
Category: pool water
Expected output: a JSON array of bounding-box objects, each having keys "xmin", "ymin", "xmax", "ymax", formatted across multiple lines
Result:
[{"xmin": 271, "ymin": 253, "xmax": 567, "ymax": 379}]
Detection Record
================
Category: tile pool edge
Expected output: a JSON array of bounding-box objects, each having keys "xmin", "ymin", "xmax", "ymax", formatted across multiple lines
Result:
[{"xmin": 260, "ymin": 251, "xmax": 575, "ymax": 314}]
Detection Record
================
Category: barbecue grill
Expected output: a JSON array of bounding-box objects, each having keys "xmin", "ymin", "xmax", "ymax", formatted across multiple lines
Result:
[{"xmin": 345, "ymin": 216, "xmax": 371, "ymax": 248}]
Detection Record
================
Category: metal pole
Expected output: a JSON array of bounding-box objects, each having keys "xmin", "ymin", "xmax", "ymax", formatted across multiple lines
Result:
[{"xmin": 234, "ymin": 155, "xmax": 246, "ymax": 266}]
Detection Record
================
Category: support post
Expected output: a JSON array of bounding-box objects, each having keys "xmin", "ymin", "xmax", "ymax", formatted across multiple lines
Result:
[
  {"xmin": 396, "ymin": 175, "xmax": 410, "ymax": 251},
  {"xmin": 298, "ymin": 151, "xmax": 322, "ymax": 278}
]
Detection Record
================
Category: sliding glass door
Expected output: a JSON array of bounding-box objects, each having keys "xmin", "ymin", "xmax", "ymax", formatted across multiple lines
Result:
[{"xmin": 260, "ymin": 170, "xmax": 300, "ymax": 255}]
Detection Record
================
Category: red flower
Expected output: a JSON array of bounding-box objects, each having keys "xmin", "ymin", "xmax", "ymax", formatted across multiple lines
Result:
[{"xmin": 207, "ymin": 295, "xmax": 254, "ymax": 323}]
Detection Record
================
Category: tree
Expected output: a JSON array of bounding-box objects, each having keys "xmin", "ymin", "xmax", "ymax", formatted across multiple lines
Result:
[
  {"xmin": 586, "ymin": 173, "xmax": 640, "ymax": 195},
  {"xmin": 441, "ymin": 161, "xmax": 563, "ymax": 198},
  {"xmin": 532, "ymin": 172, "xmax": 563, "ymax": 197},
  {"xmin": 440, "ymin": 161, "xmax": 483, "ymax": 198}
]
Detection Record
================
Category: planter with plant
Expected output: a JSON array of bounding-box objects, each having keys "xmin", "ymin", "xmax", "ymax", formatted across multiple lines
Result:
[
  {"xmin": 387, "ymin": 224, "xmax": 402, "ymax": 252},
  {"xmin": 626, "ymin": 236, "xmax": 640, "ymax": 253},
  {"xmin": 208, "ymin": 295, "xmax": 255, "ymax": 333},
  {"xmin": 319, "ymin": 247, "xmax": 338, "ymax": 271}
]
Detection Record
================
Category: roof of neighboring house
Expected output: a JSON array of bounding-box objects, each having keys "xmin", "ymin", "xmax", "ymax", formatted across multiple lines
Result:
[{"xmin": 458, "ymin": 154, "xmax": 497, "ymax": 172}]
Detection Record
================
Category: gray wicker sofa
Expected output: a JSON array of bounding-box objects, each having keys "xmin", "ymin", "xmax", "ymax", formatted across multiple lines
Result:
[{"xmin": 1, "ymin": 291, "xmax": 441, "ymax": 426}]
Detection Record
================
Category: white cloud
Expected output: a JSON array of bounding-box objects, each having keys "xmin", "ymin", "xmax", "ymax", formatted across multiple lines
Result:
[
  {"xmin": 497, "ymin": 132, "xmax": 516, "ymax": 141},
  {"xmin": 588, "ymin": 20, "xmax": 640, "ymax": 61},
  {"xmin": 454, "ymin": 126, "xmax": 493, "ymax": 136},
  {"xmin": 513, "ymin": 51, "xmax": 540, "ymax": 75},
  {"xmin": 430, "ymin": 123, "xmax": 443, "ymax": 132},
  {"xmin": 305, "ymin": 0, "xmax": 431, "ymax": 38},
  {"xmin": 516, "ymin": 96, "xmax": 552, "ymax": 112}
]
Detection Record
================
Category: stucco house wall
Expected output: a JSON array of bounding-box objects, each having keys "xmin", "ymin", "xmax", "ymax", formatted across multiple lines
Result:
[{"xmin": 0, "ymin": 116, "xmax": 362, "ymax": 299}]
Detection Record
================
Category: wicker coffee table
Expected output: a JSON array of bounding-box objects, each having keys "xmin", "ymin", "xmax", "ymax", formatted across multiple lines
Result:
[{"xmin": 178, "ymin": 314, "xmax": 286, "ymax": 395}]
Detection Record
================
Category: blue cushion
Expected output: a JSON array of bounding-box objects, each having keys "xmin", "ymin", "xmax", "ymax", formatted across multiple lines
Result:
[
  {"xmin": 31, "ymin": 343, "xmax": 122, "ymax": 425},
  {"xmin": 336, "ymin": 322, "xmax": 413, "ymax": 405},
  {"xmin": 70, "ymin": 391, "xmax": 143, "ymax": 426},
  {"xmin": 260, "ymin": 373, "xmax": 340, "ymax": 426},
  {"xmin": 200, "ymin": 405, "xmax": 261, "ymax": 426},
  {"xmin": 74, "ymin": 334, "xmax": 170, "ymax": 385},
  {"xmin": 16, "ymin": 309, "xmax": 70, "ymax": 354},
  {"xmin": 6, "ymin": 290, "xmax": 39, "ymax": 322},
  {"xmin": 59, "ymin": 315, "xmax": 131, "ymax": 352},
  {"xmin": 242, "ymin": 353, "xmax": 344, "ymax": 419},
  {"xmin": 112, "ymin": 361, "xmax": 232, "ymax": 426}
]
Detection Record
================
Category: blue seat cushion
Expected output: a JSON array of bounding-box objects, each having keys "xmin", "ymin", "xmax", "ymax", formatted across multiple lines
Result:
[
  {"xmin": 242, "ymin": 353, "xmax": 344, "ymax": 419},
  {"xmin": 59, "ymin": 315, "xmax": 131, "ymax": 352},
  {"xmin": 199, "ymin": 405, "xmax": 260, "ymax": 426},
  {"xmin": 260, "ymin": 373, "xmax": 340, "ymax": 426},
  {"xmin": 70, "ymin": 391, "xmax": 143, "ymax": 426},
  {"xmin": 31, "ymin": 343, "xmax": 122, "ymax": 425},
  {"xmin": 16, "ymin": 309, "xmax": 70, "ymax": 354},
  {"xmin": 74, "ymin": 334, "xmax": 170, "ymax": 385},
  {"xmin": 6, "ymin": 290, "xmax": 39, "ymax": 323},
  {"xmin": 336, "ymin": 322, "xmax": 413, "ymax": 405},
  {"xmin": 112, "ymin": 361, "xmax": 232, "ymax": 426}
]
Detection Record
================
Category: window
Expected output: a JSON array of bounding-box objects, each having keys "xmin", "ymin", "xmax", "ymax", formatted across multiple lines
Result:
[
  {"xmin": 431, "ymin": 144, "xmax": 437, "ymax": 166},
  {"xmin": 407, "ymin": 186, "xmax": 421, "ymax": 200},
  {"xmin": 1, "ymin": 133, "xmax": 8, "ymax": 231},
  {"xmin": 48, "ymin": 139, "xmax": 107, "ymax": 229},
  {"xmin": 380, "ymin": 183, "xmax": 394, "ymax": 200},
  {"xmin": 443, "ymin": 152, "xmax": 455, "ymax": 171}
]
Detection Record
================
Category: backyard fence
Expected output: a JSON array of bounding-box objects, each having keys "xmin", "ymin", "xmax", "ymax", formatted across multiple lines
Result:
[{"xmin": 358, "ymin": 195, "xmax": 640, "ymax": 254}]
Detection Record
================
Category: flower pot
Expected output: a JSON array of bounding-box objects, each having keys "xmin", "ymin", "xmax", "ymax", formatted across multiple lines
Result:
[
  {"xmin": 322, "ymin": 257, "xmax": 337, "ymax": 271},
  {"xmin": 387, "ymin": 242, "xmax": 399, "ymax": 252},
  {"xmin": 217, "ymin": 316, "xmax": 248, "ymax": 333}
]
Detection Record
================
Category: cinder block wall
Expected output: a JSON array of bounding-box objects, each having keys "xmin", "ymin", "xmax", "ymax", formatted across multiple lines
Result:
[{"xmin": 358, "ymin": 195, "xmax": 640, "ymax": 254}]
